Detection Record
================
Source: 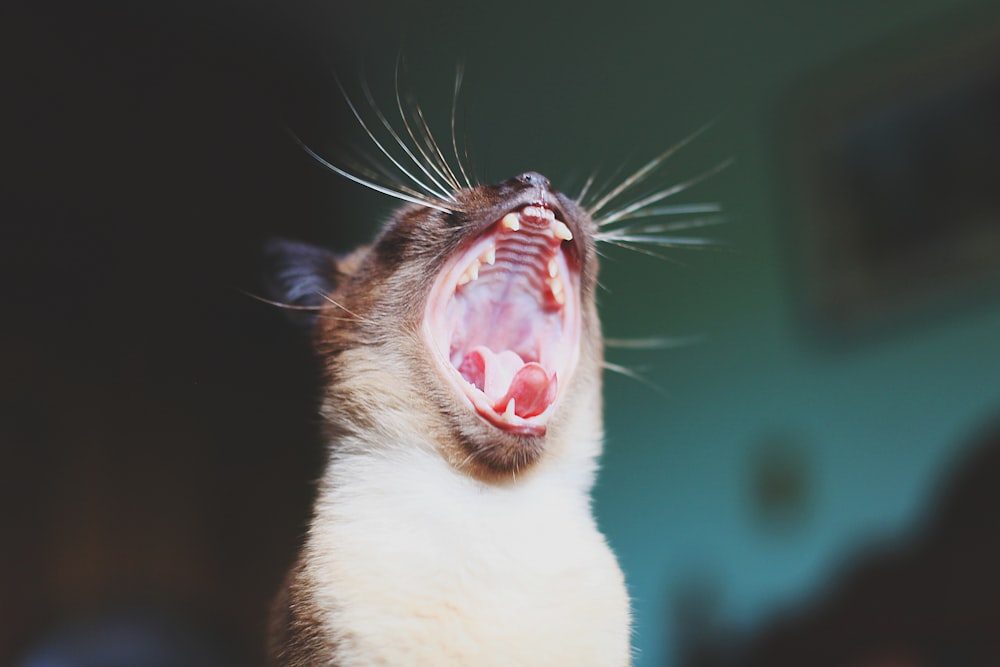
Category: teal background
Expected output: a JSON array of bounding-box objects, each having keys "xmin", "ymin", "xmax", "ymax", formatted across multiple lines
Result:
[{"xmin": 323, "ymin": 1, "xmax": 1000, "ymax": 664}]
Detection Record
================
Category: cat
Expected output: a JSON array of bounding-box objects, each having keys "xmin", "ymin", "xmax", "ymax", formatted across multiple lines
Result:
[{"xmin": 262, "ymin": 77, "xmax": 724, "ymax": 666}]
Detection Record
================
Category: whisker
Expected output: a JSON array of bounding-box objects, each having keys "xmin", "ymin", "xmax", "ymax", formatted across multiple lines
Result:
[
  {"xmin": 604, "ymin": 335, "xmax": 705, "ymax": 349},
  {"xmin": 342, "ymin": 149, "xmax": 446, "ymax": 201},
  {"xmin": 241, "ymin": 290, "xmax": 323, "ymax": 311},
  {"xmin": 595, "ymin": 234, "xmax": 717, "ymax": 248},
  {"xmin": 576, "ymin": 171, "xmax": 597, "ymax": 204},
  {"xmin": 582, "ymin": 158, "xmax": 630, "ymax": 212},
  {"xmin": 595, "ymin": 158, "xmax": 734, "ymax": 227},
  {"xmin": 242, "ymin": 290, "xmax": 367, "ymax": 323},
  {"xmin": 608, "ymin": 203, "xmax": 723, "ymax": 222},
  {"xmin": 335, "ymin": 76, "xmax": 455, "ymax": 202},
  {"xmin": 285, "ymin": 127, "xmax": 453, "ymax": 213},
  {"xmin": 587, "ymin": 120, "xmax": 718, "ymax": 217},
  {"xmin": 461, "ymin": 104, "xmax": 479, "ymax": 187},
  {"xmin": 317, "ymin": 292, "xmax": 375, "ymax": 325},
  {"xmin": 598, "ymin": 214, "xmax": 728, "ymax": 237},
  {"xmin": 597, "ymin": 238, "xmax": 679, "ymax": 261},
  {"xmin": 394, "ymin": 58, "xmax": 460, "ymax": 194},
  {"xmin": 601, "ymin": 361, "xmax": 666, "ymax": 395},
  {"xmin": 360, "ymin": 76, "xmax": 457, "ymax": 200},
  {"xmin": 409, "ymin": 92, "xmax": 462, "ymax": 191},
  {"xmin": 450, "ymin": 63, "xmax": 474, "ymax": 189}
]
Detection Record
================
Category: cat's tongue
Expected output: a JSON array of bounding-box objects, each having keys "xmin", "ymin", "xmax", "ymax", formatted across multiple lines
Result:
[{"xmin": 457, "ymin": 346, "xmax": 558, "ymax": 419}]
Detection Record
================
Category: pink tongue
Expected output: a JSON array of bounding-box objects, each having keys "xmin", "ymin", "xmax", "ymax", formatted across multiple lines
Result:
[{"xmin": 457, "ymin": 346, "xmax": 557, "ymax": 419}]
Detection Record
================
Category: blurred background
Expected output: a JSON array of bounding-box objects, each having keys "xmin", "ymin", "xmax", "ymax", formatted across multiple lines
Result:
[{"xmin": 3, "ymin": 0, "xmax": 1000, "ymax": 665}]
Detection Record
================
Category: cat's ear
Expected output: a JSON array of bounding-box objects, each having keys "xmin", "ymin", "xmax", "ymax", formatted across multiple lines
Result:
[{"xmin": 260, "ymin": 238, "xmax": 340, "ymax": 330}]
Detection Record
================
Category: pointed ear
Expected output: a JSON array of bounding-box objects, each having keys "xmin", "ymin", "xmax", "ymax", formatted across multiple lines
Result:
[{"xmin": 260, "ymin": 238, "xmax": 339, "ymax": 329}]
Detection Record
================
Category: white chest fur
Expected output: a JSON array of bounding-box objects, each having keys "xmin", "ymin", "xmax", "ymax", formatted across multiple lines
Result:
[{"xmin": 304, "ymin": 447, "xmax": 631, "ymax": 666}]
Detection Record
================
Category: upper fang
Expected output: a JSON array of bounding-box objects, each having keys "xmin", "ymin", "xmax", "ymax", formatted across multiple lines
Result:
[
  {"xmin": 552, "ymin": 220, "xmax": 573, "ymax": 241},
  {"xmin": 501, "ymin": 213, "xmax": 521, "ymax": 232}
]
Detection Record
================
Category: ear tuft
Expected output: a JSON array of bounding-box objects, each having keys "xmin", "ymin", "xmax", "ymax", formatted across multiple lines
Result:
[{"xmin": 260, "ymin": 238, "xmax": 339, "ymax": 329}]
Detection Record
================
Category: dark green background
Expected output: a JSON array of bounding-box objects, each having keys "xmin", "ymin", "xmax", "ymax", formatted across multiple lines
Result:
[{"xmin": 4, "ymin": 0, "xmax": 1000, "ymax": 665}]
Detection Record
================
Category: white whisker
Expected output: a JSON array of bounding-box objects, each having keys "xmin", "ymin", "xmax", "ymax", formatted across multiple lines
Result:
[
  {"xmin": 599, "ymin": 214, "xmax": 728, "ymax": 236},
  {"xmin": 604, "ymin": 335, "xmax": 705, "ymax": 349},
  {"xmin": 581, "ymin": 158, "xmax": 629, "ymax": 212},
  {"xmin": 286, "ymin": 128, "xmax": 453, "ymax": 213},
  {"xmin": 596, "ymin": 234, "xmax": 716, "ymax": 247},
  {"xmin": 576, "ymin": 171, "xmax": 597, "ymax": 204},
  {"xmin": 595, "ymin": 158, "xmax": 734, "ymax": 227},
  {"xmin": 360, "ymin": 76, "xmax": 458, "ymax": 200},
  {"xmin": 608, "ymin": 203, "xmax": 723, "ymax": 222},
  {"xmin": 597, "ymin": 238, "xmax": 677, "ymax": 260},
  {"xmin": 242, "ymin": 290, "xmax": 366, "ymax": 324},
  {"xmin": 450, "ymin": 63, "xmax": 474, "ymax": 189},
  {"xmin": 342, "ymin": 150, "xmax": 448, "ymax": 201},
  {"xmin": 336, "ymin": 76, "xmax": 455, "ymax": 202},
  {"xmin": 588, "ymin": 121, "xmax": 718, "ymax": 217},
  {"xmin": 410, "ymin": 95, "xmax": 462, "ymax": 191},
  {"xmin": 394, "ymin": 59, "xmax": 461, "ymax": 194},
  {"xmin": 242, "ymin": 290, "xmax": 322, "ymax": 311},
  {"xmin": 601, "ymin": 361, "xmax": 666, "ymax": 394},
  {"xmin": 317, "ymin": 292, "xmax": 375, "ymax": 325}
]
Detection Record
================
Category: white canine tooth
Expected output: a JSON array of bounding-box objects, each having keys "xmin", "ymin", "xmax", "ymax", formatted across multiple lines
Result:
[
  {"xmin": 501, "ymin": 213, "xmax": 521, "ymax": 231},
  {"xmin": 552, "ymin": 220, "xmax": 573, "ymax": 241},
  {"xmin": 548, "ymin": 258, "xmax": 559, "ymax": 278},
  {"xmin": 482, "ymin": 244, "xmax": 496, "ymax": 265},
  {"xmin": 504, "ymin": 398, "xmax": 516, "ymax": 420},
  {"xmin": 457, "ymin": 258, "xmax": 481, "ymax": 286},
  {"xmin": 549, "ymin": 278, "xmax": 565, "ymax": 305}
]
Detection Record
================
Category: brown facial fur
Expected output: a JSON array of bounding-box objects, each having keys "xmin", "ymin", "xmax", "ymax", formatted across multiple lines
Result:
[{"xmin": 308, "ymin": 172, "xmax": 602, "ymax": 482}]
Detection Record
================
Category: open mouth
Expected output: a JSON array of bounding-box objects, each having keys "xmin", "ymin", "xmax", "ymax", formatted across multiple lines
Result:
[{"xmin": 423, "ymin": 204, "xmax": 580, "ymax": 436}]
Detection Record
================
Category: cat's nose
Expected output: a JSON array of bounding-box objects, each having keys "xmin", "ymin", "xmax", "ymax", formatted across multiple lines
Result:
[{"xmin": 513, "ymin": 172, "xmax": 551, "ymax": 191}]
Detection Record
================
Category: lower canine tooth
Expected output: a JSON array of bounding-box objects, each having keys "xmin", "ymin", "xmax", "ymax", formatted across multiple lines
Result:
[
  {"xmin": 504, "ymin": 398, "xmax": 516, "ymax": 419},
  {"xmin": 501, "ymin": 213, "xmax": 521, "ymax": 231},
  {"xmin": 457, "ymin": 259, "xmax": 481, "ymax": 286},
  {"xmin": 550, "ymin": 278, "xmax": 565, "ymax": 305}
]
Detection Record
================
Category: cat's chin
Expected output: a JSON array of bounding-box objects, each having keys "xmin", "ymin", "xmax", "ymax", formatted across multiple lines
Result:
[{"xmin": 422, "ymin": 202, "xmax": 581, "ymax": 439}]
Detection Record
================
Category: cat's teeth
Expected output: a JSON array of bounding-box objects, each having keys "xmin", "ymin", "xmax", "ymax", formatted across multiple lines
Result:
[
  {"xmin": 552, "ymin": 220, "xmax": 573, "ymax": 241},
  {"xmin": 549, "ymin": 277, "xmax": 565, "ymax": 305},
  {"xmin": 504, "ymin": 398, "xmax": 516, "ymax": 420},
  {"xmin": 481, "ymin": 245, "xmax": 496, "ymax": 265},
  {"xmin": 548, "ymin": 258, "xmax": 559, "ymax": 278},
  {"xmin": 523, "ymin": 205, "xmax": 555, "ymax": 221},
  {"xmin": 501, "ymin": 213, "xmax": 521, "ymax": 231},
  {"xmin": 457, "ymin": 258, "xmax": 481, "ymax": 286}
]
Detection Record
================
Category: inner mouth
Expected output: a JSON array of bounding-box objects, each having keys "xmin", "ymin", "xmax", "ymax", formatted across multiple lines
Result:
[{"xmin": 422, "ymin": 204, "xmax": 580, "ymax": 436}]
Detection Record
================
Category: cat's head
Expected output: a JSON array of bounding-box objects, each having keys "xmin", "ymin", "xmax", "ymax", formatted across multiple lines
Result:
[{"xmin": 264, "ymin": 171, "xmax": 604, "ymax": 482}]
